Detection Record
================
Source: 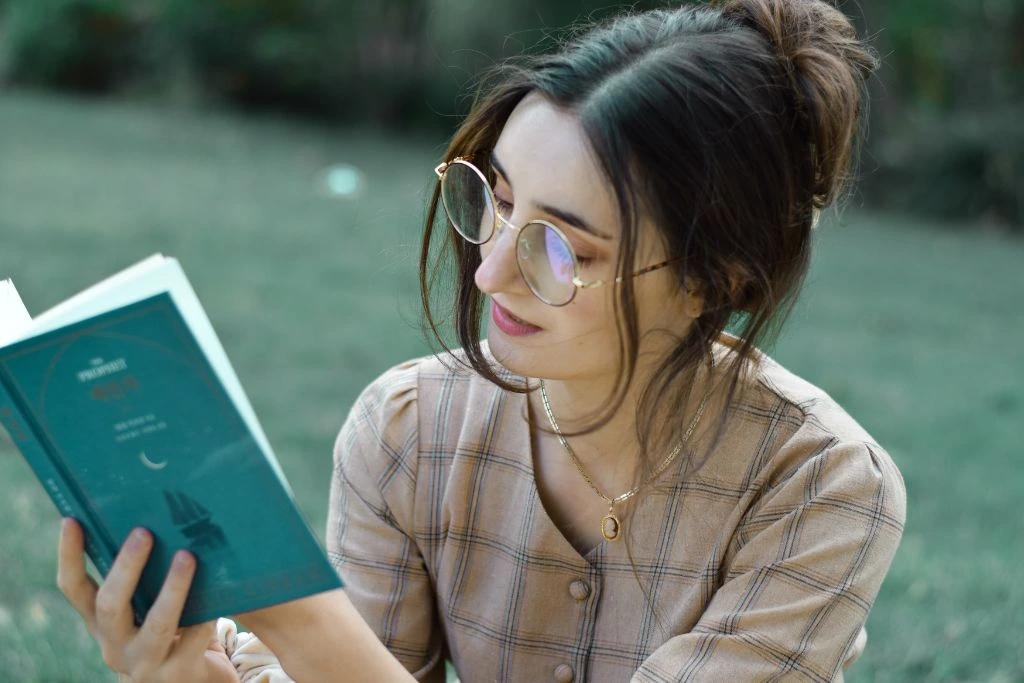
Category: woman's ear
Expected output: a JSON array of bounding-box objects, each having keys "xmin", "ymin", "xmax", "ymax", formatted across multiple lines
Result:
[{"xmin": 683, "ymin": 280, "xmax": 705, "ymax": 319}]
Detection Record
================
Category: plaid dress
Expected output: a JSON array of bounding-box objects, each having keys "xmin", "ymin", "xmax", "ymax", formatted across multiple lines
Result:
[{"xmin": 318, "ymin": 341, "xmax": 906, "ymax": 682}]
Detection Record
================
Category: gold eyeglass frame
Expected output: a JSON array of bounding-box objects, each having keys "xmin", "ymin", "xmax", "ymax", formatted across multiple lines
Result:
[{"xmin": 435, "ymin": 156, "xmax": 681, "ymax": 306}]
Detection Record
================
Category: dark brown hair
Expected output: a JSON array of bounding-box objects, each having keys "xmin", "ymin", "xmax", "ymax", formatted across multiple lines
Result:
[{"xmin": 419, "ymin": 0, "xmax": 878, "ymax": 481}]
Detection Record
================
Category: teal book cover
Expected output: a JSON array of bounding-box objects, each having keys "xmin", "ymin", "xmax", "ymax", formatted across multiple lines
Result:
[{"xmin": 0, "ymin": 293, "xmax": 341, "ymax": 626}]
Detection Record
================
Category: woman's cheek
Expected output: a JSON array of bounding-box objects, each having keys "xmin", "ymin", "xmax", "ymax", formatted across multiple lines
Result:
[{"xmin": 570, "ymin": 291, "xmax": 618, "ymax": 336}]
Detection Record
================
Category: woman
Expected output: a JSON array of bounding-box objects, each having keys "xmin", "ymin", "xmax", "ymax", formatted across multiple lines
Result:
[{"xmin": 57, "ymin": 0, "xmax": 906, "ymax": 680}]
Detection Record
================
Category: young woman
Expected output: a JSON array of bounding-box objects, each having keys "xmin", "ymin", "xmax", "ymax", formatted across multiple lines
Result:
[{"xmin": 57, "ymin": 0, "xmax": 906, "ymax": 680}]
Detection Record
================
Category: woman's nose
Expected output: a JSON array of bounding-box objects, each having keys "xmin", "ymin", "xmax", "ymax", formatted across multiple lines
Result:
[{"xmin": 474, "ymin": 223, "xmax": 523, "ymax": 296}]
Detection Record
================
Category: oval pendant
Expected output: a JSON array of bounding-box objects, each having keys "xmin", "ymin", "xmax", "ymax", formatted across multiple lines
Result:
[{"xmin": 600, "ymin": 513, "xmax": 621, "ymax": 541}]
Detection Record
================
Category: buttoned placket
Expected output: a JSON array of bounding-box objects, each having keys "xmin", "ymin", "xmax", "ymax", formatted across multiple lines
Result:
[{"xmin": 553, "ymin": 560, "xmax": 602, "ymax": 682}]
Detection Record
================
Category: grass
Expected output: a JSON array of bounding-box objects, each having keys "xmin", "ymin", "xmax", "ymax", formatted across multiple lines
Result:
[{"xmin": 0, "ymin": 90, "xmax": 1021, "ymax": 682}]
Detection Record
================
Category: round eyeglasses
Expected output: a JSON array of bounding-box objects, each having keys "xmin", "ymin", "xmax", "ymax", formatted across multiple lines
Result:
[{"xmin": 434, "ymin": 156, "xmax": 680, "ymax": 306}]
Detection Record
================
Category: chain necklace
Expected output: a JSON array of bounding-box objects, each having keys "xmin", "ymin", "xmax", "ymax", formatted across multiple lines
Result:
[{"xmin": 538, "ymin": 380, "xmax": 710, "ymax": 542}]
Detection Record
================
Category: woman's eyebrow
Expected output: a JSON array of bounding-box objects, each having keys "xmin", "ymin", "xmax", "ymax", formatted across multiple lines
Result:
[
  {"xmin": 490, "ymin": 151, "xmax": 613, "ymax": 241},
  {"xmin": 537, "ymin": 202, "xmax": 612, "ymax": 240}
]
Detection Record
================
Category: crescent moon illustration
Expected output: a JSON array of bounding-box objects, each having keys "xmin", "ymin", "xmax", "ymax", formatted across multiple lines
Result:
[{"xmin": 139, "ymin": 452, "xmax": 168, "ymax": 470}]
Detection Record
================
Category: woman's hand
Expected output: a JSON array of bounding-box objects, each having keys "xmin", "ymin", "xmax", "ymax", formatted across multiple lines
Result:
[{"xmin": 57, "ymin": 518, "xmax": 240, "ymax": 683}]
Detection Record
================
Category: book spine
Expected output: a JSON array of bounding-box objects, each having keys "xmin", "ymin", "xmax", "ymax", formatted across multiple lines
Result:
[{"xmin": 0, "ymin": 371, "xmax": 116, "ymax": 576}]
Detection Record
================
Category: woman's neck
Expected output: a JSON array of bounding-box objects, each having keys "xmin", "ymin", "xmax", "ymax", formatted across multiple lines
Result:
[{"xmin": 530, "ymin": 350, "xmax": 713, "ymax": 469}]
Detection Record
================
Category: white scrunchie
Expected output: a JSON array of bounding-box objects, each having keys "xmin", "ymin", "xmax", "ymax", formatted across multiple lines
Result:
[{"xmin": 218, "ymin": 618, "xmax": 295, "ymax": 683}]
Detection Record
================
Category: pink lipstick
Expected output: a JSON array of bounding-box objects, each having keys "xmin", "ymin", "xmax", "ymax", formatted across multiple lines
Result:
[{"xmin": 491, "ymin": 301, "xmax": 542, "ymax": 336}]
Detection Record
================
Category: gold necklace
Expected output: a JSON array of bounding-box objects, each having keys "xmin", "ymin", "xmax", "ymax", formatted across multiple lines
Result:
[{"xmin": 538, "ymin": 380, "xmax": 709, "ymax": 542}]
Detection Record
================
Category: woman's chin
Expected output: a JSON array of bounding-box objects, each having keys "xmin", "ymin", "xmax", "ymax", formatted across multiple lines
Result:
[{"xmin": 485, "ymin": 328, "xmax": 539, "ymax": 377}]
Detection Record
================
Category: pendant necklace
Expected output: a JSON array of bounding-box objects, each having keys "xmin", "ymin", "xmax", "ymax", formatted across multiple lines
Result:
[{"xmin": 538, "ymin": 380, "xmax": 710, "ymax": 542}]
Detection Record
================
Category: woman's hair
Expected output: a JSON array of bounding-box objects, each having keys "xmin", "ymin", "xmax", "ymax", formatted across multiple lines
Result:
[{"xmin": 419, "ymin": 0, "xmax": 878, "ymax": 477}]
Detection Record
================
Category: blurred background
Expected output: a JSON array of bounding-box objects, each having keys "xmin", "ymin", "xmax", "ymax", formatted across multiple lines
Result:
[{"xmin": 0, "ymin": 0, "xmax": 1021, "ymax": 681}]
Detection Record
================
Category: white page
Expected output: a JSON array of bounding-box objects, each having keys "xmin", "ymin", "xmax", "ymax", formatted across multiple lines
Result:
[
  {"xmin": 0, "ymin": 279, "xmax": 33, "ymax": 346},
  {"xmin": 10, "ymin": 257, "xmax": 290, "ymax": 493},
  {"xmin": 32, "ymin": 253, "xmax": 167, "ymax": 329}
]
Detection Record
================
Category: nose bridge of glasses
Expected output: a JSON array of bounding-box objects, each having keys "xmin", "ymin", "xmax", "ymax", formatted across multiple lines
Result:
[
  {"xmin": 488, "ymin": 214, "xmax": 521, "ymax": 256},
  {"xmin": 477, "ymin": 203, "xmax": 519, "ymax": 255}
]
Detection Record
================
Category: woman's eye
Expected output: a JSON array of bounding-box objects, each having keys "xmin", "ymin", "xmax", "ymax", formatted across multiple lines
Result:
[{"xmin": 494, "ymin": 197, "xmax": 513, "ymax": 219}]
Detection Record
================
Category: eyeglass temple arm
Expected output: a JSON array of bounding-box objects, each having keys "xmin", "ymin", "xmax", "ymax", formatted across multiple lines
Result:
[
  {"xmin": 575, "ymin": 255, "xmax": 686, "ymax": 289},
  {"xmin": 632, "ymin": 257, "xmax": 682, "ymax": 277}
]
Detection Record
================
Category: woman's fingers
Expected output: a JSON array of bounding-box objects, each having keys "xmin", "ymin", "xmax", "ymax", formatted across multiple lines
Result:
[
  {"xmin": 57, "ymin": 521, "xmax": 217, "ymax": 682},
  {"xmin": 94, "ymin": 527, "xmax": 155, "ymax": 647},
  {"xmin": 56, "ymin": 518, "xmax": 100, "ymax": 633},
  {"xmin": 134, "ymin": 551, "xmax": 197, "ymax": 655}
]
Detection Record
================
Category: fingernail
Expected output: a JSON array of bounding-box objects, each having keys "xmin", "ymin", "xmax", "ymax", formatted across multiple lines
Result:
[
  {"xmin": 173, "ymin": 551, "xmax": 194, "ymax": 571},
  {"xmin": 129, "ymin": 528, "xmax": 151, "ymax": 548}
]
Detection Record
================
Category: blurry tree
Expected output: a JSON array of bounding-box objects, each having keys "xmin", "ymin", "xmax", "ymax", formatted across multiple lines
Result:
[
  {"xmin": 856, "ymin": 0, "xmax": 1023, "ymax": 228},
  {"xmin": 0, "ymin": 0, "xmax": 144, "ymax": 91},
  {"xmin": 157, "ymin": 0, "xmax": 433, "ymax": 122}
]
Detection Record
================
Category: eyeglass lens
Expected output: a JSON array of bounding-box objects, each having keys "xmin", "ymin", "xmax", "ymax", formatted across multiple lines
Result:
[
  {"xmin": 517, "ymin": 222, "xmax": 575, "ymax": 304},
  {"xmin": 439, "ymin": 162, "xmax": 495, "ymax": 243},
  {"xmin": 441, "ymin": 162, "xmax": 578, "ymax": 305}
]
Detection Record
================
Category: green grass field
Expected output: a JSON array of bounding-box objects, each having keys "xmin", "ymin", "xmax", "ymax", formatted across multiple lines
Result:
[{"xmin": 0, "ymin": 91, "xmax": 1021, "ymax": 682}]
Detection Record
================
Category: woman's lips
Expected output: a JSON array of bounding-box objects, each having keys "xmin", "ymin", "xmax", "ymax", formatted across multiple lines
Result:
[{"xmin": 491, "ymin": 300, "xmax": 542, "ymax": 336}]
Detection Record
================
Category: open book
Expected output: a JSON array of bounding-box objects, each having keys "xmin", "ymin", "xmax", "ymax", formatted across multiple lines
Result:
[{"xmin": 0, "ymin": 255, "xmax": 341, "ymax": 626}]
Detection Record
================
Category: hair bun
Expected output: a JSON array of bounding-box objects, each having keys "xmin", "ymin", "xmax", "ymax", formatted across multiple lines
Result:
[{"xmin": 718, "ymin": 0, "xmax": 878, "ymax": 207}]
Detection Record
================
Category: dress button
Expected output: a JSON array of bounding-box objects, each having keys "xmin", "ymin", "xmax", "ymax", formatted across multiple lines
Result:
[
  {"xmin": 568, "ymin": 579, "xmax": 590, "ymax": 602},
  {"xmin": 554, "ymin": 663, "xmax": 574, "ymax": 683}
]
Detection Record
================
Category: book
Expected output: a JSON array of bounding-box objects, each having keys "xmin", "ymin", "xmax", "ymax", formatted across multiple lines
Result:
[{"xmin": 0, "ymin": 255, "xmax": 342, "ymax": 627}]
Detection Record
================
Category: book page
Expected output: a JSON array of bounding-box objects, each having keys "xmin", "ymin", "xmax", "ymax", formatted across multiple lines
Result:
[
  {"xmin": 31, "ymin": 254, "xmax": 167, "ymax": 329},
  {"xmin": 0, "ymin": 279, "xmax": 33, "ymax": 347}
]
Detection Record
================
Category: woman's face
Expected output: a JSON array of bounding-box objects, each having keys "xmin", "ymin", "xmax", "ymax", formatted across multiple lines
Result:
[{"xmin": 476, "ymin": 92, "xmax": 699, "ymax": 383}]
